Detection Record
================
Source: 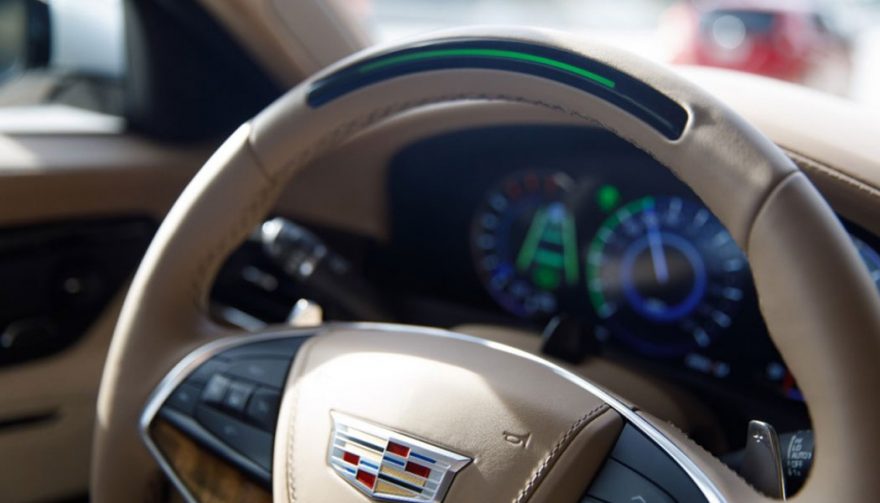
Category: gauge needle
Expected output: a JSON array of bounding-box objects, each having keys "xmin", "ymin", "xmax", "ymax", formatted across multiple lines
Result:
[{"xmin": 646, "ymin": 208, "xmax": 669, "ymax": 284}]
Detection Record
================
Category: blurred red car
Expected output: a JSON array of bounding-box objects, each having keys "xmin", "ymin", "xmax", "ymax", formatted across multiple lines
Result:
[{"xmin": 663, "ymin": 0, "xmax": 852, "ymax": 90}]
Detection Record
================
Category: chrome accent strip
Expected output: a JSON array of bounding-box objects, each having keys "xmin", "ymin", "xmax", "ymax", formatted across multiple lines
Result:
[{"xmin": 140, "ymin": 322, "xmax": 724, "ymax": 503}]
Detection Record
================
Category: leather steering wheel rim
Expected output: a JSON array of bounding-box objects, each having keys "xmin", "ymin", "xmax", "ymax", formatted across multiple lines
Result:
[{"xmin": 92, "ymin": 27, "xmax": 880, "ymax": 502}]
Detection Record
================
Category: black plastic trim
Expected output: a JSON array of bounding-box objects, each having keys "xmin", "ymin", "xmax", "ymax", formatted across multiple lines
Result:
[{"xmin": 0, "ymin": 410, "xmax": 57, "ymax": 431}]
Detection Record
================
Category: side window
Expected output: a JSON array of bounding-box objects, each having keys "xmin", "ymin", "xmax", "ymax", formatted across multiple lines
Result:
[{"xmin": 0, "ymin": 0, "xmax": 124, "ymax": 117}]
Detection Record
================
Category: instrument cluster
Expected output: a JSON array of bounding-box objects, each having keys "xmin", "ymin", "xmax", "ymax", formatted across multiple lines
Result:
[
  {"xmin": 470, "ymin": 170, "xmax": 753, "ymax": 359},
  {"xmin": 385, "ymin": 125, "xmax": 880, "ymax": 404}
]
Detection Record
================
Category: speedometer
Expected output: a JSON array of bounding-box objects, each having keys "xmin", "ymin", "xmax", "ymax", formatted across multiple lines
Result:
[
  {"xmin": 586, "ymin": 196, "xmax": 749, "ymax": 356},
  {"xmin": 471, "ymin": 171, "xmax": 577, "ymax": 318}
]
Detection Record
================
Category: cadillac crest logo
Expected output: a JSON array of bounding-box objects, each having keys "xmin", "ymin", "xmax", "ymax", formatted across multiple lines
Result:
[{"xmin": 328, "ymin": 413, "xmax": 471, "ymax": 502}]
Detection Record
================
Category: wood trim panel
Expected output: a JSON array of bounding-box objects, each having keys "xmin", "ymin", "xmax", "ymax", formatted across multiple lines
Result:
[{"xmin": 151, "ymin": 419, "xmax": 271, "ymax": 503}]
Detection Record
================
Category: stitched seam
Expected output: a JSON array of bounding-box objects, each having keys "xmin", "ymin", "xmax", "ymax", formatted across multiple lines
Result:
[
  {"xmin": 284, "ymin": 341, "xmax": 314, "ymax": 503},
  {"xmin": 285, "ymin": 384, "xmax": 299, "ymax": 503},
  {"xmin": 514, "ymin": 403, "xmax": 609, "ymax": 503},
  {"xmin": 786, "ymin": 150, "xmax": 880, "ymax": 205}
]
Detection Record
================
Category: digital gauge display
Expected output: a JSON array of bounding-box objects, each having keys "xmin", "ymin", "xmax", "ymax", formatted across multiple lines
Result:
[
  {"xmin": 470, "ymin": 168, "xmax": 750, "ymax": 361},
  {"xmin": 471, "ymin": 171, "xmax": 578, "ymax": 318},
  {"xmin": 586, "ymin": 196, "xmax": 749, "ymax": 357}
]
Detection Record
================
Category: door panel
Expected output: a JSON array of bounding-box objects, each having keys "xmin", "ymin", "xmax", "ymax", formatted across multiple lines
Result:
[{"xmin": 0, "ymin": 131, "xmax": 209, "ymax": 502}]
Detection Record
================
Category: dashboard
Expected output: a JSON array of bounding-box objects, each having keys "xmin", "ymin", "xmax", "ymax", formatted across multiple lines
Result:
[{"xmin": 382, "ymin": 125, "xmax": 880, "ymax": 410}]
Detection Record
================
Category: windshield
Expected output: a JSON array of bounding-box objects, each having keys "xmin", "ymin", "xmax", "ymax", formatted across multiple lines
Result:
[{"xmin": 346, "ymin": 0, "xmax": 880, "ymax": 108}]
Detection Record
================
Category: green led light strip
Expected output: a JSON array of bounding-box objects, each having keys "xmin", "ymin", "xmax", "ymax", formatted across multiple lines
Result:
[{"xmin": 357, "ymin": 48, "xmax": 617, "ymax": 89}]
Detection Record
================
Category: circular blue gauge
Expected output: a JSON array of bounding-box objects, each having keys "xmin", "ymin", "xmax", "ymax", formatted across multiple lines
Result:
[
  {"xmin": 586, "ymin": 196, "xmax": 748, "ymax": 356},
  {"xmin": 471, "ymin": 171, "xmax": 577, "ymax": 318}
]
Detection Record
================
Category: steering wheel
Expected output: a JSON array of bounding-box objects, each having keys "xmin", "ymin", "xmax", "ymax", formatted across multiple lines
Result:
[{"xmin": 91, "ymin": 28, "xmax": 880, "ymax": 502}]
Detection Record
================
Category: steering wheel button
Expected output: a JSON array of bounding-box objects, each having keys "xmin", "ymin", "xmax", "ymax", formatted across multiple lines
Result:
[
  {"xmin": 166, "ymin": 383, "xmax": 202, "ymax": 416},
  {"xmin": 226, "ymin": 358, "xmax": 291, "ymax": 388},
  {"xmin": 223, "ymin": 381, "xmax": 254, "ymax": 414},
  {"xmin": 201, "ymin": 374, "xmax": 231, "ymax": 405},
  {"xmin": 246, "ymin": 388, "xmax": 280, "ymax": 430},
  {"xmin": 196, "ymin": 405, "xmax": 273, "ymax": 471},
  {"xmin": 587, "ymin": 459, "xmax": 674, "ymax": 503}
]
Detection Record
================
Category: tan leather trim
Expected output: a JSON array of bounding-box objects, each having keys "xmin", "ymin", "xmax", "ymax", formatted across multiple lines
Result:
[
  {"xmin": 0, "ymin": 133, "xmax": 207, "ymax": 227},
  {"xmin": 680, "ymin": 66, "xmax": 880, "ymax": 195},
  {"xmin": 786, "ymin": 150, "xmax": 880, "ymax": 236}
]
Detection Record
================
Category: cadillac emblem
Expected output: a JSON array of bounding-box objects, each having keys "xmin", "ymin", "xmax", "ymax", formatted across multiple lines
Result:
[{"xmin": 328, "ymin": 413, "xmax": 471, "ymax": 502}]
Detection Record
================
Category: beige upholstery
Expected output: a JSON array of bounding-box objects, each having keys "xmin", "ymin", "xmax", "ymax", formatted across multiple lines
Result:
[{"xmin": 93, "ymin": 27, "xmax": 880, "ymax": 502}]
